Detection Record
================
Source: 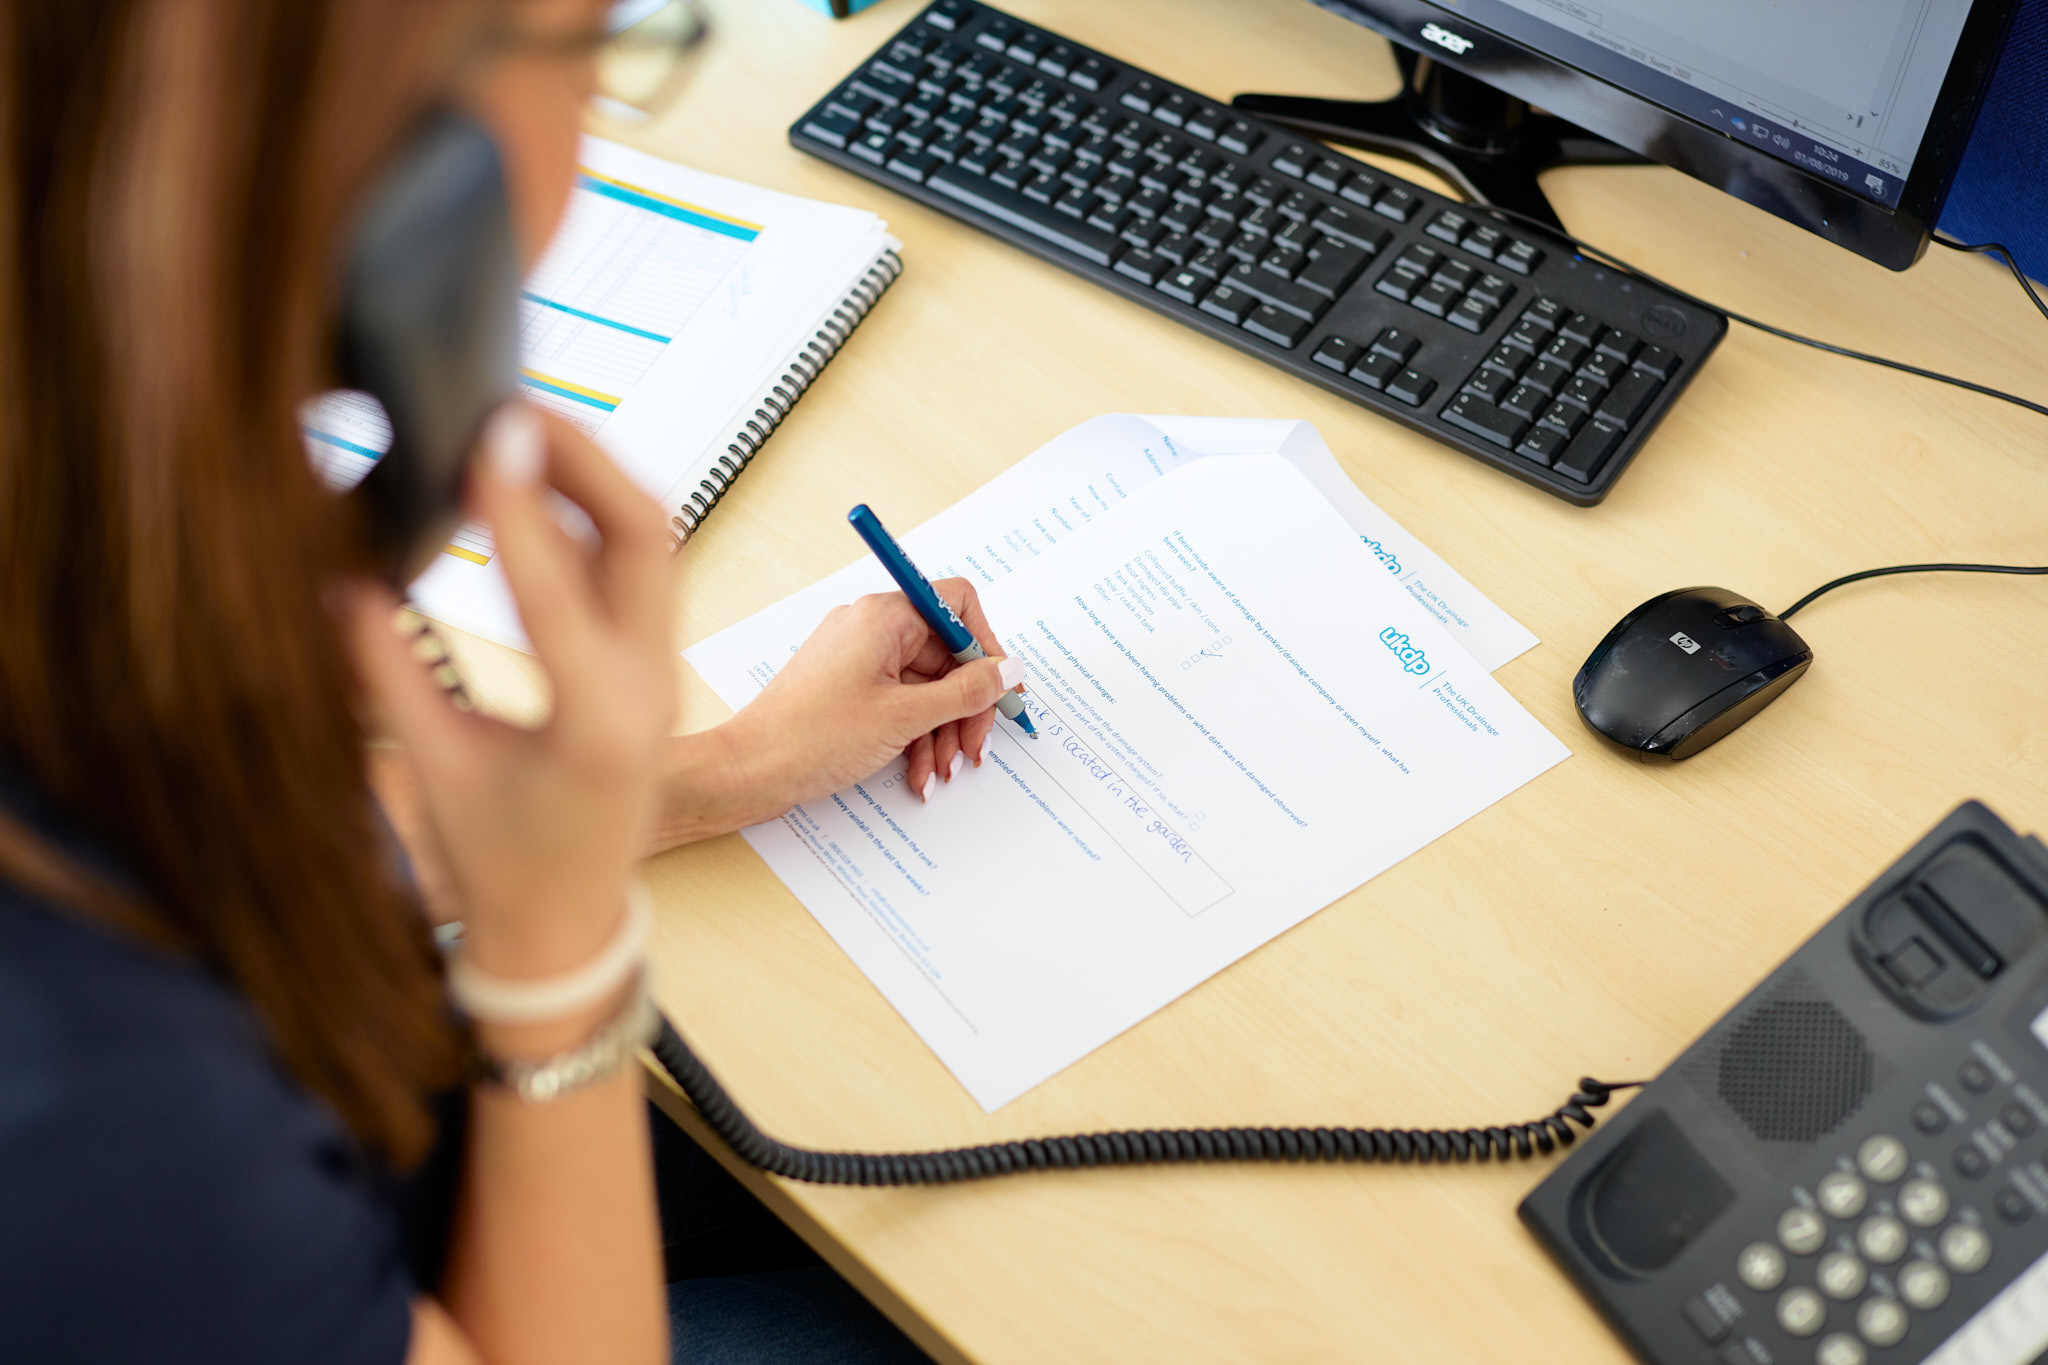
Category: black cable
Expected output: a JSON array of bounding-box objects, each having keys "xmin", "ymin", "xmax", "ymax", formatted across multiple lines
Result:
[
  {"xmin": 1779, "ymin": 561, "xmax": 2048, "ymax": 622},
  {"xmin": 1933, "ymin": 234, "xmax": 2048, "ymax": 326},
  {"xmin": 648, "ymin": 1011, "xmax": 1641, "ymax": 1185},
  {"xmin": 1467, "ymin": 202, "xmax": 2048, "ymax": 421}
]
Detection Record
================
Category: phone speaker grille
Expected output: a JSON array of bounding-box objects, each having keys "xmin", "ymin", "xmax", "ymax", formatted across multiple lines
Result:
[{"xmin": 1711, "ymin": 987, "xmax": 1874, "ymax": 1144}]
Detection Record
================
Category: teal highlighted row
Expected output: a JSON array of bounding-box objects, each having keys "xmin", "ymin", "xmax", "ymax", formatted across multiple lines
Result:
[
  {"xmin": 305, "ymin": 428, "xmax": 383, "ymax": 459},
  {"xmin": 521, "ymin": 291, "xmax": 671, "ymax": 343},
  {"xmin": 578, "ymin": 174, "xmax": 759, "ymax": 242}
]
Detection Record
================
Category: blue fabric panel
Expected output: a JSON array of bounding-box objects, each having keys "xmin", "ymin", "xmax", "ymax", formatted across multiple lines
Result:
[{"xmin": 1938, "ymin": 0, "xmax": 2047, "ymax": 279}]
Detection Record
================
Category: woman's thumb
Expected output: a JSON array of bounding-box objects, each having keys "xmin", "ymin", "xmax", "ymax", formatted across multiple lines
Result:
[{"xmin": 901, "ymin": 655, "xmax": 1027, "ymax": 735}]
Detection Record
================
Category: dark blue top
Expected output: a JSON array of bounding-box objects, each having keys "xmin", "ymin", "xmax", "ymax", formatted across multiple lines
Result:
[{"xmin": 0, "ymin": 772, "xmax": 437, "ymax": 1363}]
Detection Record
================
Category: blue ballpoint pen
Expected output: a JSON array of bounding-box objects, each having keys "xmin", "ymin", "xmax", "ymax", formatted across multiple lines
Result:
[{"xmin": 847, "ymin": 504, "xmax": 1037, "ymax": 738}]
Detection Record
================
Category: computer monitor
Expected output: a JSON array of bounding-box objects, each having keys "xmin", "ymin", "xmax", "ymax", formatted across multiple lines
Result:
[{"xmin": 1238, "ymin": 0, "xmax": 2020, "ymax": 270}]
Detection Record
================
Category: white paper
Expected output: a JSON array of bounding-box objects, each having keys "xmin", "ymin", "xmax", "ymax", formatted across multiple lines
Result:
[
  {"xmin": 307, "ymin": 136, "xmax": 896, "ymax": 649},
  {"xmin": 687, "ymin": 454, "xmax": 1568, "ymax": 1109}
]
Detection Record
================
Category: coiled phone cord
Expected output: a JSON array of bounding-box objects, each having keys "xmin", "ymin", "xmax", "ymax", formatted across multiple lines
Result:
[{"xmin": 649, "ymin": 1011, "xmax": 1643, "ymax": 1186}]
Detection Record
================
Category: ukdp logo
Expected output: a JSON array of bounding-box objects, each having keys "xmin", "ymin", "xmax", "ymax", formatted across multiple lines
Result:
[{"xmin": 1379, "ymin": 627, "xmax": 1430, "ymax": 675}]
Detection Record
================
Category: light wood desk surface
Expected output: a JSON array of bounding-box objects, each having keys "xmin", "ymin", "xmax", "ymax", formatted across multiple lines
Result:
[{"xmin": 454, "ymin": 2, "xmax": 2048, "ymax": 1359}]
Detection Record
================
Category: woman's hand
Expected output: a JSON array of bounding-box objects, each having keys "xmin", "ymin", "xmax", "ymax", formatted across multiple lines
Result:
[
  {"xmin": 706, "ymin": 579, "xmax": 1026, "ymax": 826},
  {"xmin": 340, "ymin": 406, "xmax": 676, "ymax": 979}
]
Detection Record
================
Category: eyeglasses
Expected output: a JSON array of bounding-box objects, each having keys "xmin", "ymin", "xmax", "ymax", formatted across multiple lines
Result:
[{"xmin": 489, "ymin": 0, "xmax": 712, "ymax": 117}]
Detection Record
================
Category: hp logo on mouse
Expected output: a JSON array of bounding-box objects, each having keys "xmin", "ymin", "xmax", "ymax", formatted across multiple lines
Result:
[
  {"xmin": 1669, "ymin": 631, "xmax": 1702, "ymax": 654},
  {"xmin": 1420, "ymin": 23, "xmax": 1475, "ymax": 55},
  {"xmin": 1380, "ymin": 627, "xmax": 1431, "ymax": 675}
]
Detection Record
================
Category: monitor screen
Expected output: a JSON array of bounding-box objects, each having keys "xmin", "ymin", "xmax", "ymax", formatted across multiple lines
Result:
[{"xmin": 1426, "ymin": 0, "xmax": 1977, "ymax": 209}]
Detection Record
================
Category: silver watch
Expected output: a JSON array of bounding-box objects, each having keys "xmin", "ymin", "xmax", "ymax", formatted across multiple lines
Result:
[{"xmin": 476, "ymin": 980, "xmax": 661, "ymax": 1102}]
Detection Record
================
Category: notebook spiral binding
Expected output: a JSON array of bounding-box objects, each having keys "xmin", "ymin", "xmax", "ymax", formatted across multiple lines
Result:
[{"xmin": 668, "ymin": 249, "xmax": 903, "ymax": 548}]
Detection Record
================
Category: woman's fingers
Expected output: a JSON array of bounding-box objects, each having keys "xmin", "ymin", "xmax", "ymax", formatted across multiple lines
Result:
[
  {"xmin": 958, "ymin": 707, "xmax": 997, "ymax": 768},
  {"xmin": 470, "ymin": 407, "xmax": 602, "ymax": 669},
  {"xmin": 904, "ymin": 732, "xmax": 937, "ymax": 803},
  {"xmin": 932, "ymin": 721, "xmax": 963, "ymax": 785},
  {"xmin": 527, "ymin": 410, "xmax": 673, "ymax": 641}
]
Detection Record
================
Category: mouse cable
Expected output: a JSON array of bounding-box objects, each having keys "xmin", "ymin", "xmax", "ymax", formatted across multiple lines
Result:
[
  {"xmin": 647, "ymin": 1009, "xmax": 1643, "ymax": 1185},
  {"xmin": 1932, "ymin": 234, "xmax": 2048, "ymax": 327},
  {"xmin": 1779, "ymin": 561, "xmax": 2048, "ymax": 622},
  {"xmin": 1467, "ymin": 202, "xmax": 2048, "ymax": 422}
]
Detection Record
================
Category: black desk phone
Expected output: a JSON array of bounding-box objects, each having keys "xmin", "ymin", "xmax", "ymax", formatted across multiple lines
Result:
[{"xmin": 1523, "ymin": 802, "xmax": 2048, "ymax": 1365}]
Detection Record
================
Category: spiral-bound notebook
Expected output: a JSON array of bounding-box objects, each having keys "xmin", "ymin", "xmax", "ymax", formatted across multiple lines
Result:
[{"xmin": 306, "ymin": 136, "xmax": 901, "ymax": 651}]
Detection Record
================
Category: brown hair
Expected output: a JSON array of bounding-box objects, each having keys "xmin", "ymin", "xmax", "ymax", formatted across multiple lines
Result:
[{"xmin": 0, "ymin": 1, "xmax": 485, "ymax": 1165}]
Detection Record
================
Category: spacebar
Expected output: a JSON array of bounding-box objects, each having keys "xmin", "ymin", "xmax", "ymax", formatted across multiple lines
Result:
[
  {"xmin": 1923, "ymin": 1245, "xmax": 2048, "ymax": 1365},
  {"xmin": 926, "ymin": 166, "xmax": 1118, "ymax": 267}
]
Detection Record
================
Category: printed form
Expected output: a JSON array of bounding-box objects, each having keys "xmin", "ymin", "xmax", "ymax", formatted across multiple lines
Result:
[{"xmin": 687, "ymin": 431, "xmax": 1567, "ymax": 1110}]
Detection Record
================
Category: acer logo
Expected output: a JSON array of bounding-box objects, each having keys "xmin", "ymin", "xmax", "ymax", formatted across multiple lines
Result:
[{"xmin": 1420, "ymin": 22, "xmax": 1475, "ymax": 55}]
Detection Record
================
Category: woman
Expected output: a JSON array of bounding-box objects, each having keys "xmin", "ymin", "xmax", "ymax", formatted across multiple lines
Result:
[{"xmin": 0, "ymin": 2, "xmax": 1021, "ymax": 1360}]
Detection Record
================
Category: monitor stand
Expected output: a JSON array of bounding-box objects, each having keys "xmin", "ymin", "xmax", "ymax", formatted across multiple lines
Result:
[{"xmin": 1232, "ymin": 49, "xmax": 1646, "ymax": 233}]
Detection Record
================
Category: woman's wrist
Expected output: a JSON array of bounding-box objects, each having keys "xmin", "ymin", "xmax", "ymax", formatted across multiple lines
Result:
[{"xmin": 648, "ymin": 716, "xmax": 797, "ymax": 851}]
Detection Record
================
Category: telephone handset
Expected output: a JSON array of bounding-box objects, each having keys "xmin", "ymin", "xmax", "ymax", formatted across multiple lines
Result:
[{"xmin": 334, "ymin": 108, "xmax": 521, "ymax": 586}]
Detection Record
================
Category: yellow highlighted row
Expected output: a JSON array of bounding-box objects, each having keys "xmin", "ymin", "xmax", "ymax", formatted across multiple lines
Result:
[{"xmin": 577, "ymin": 166, "xmax": 765, "ymax": 233}]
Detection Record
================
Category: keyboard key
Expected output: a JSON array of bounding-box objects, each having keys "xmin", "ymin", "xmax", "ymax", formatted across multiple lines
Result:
[
  {"xmin": 1271, "ymin": 142, "xmax": 1313, "ymax": 178},
  {"xmin": 1198, "ymin": 282, "xmax": 1256, "ymax": 324},
  {"xmin": 1468, "ymin": 273, "xmax": 1514, "ymax": 308},
  {"xmin": 886, "ymin": 150, "xmax": 940, "ymax": 183},
  {"xmin": 1155, "ymin": 92, "xmax": 1195, "ymax": 126},
  {"xmin": 1186, "ymin": 246, "xmax": 1229, "ymax": 279},
  {"xmin": 1243, "ymin": 304, "xmax": 1309, "ymax": 348},
  {"xmin": 1114, "ymin": 249, "xmax": 1168, "ymax": 286},
  {"xmin": 1227, "ymin": 264, "xmax": 1326, "ymax": 321},
  {"xmin": 1007, "ymin": 32, "xmax": 1048, "ymax": 63},
  {"xmin": 1482, "ymin": 345, "xmax": 1526, "ymax": 377},
  {"xmin": 1156, "ymin": 266, "xmax": 1207, "ymax": 303},
  {"xmin": 1538, "ymin": 399, "xmax": 1585, "ymax": 436},
  {"xmin": 1154, "ymin": 232, "xmax": 1194, "ymax": 263},
  {"xmin": 1071, "ymin": 57, "xmax": 1113, "ymax": 91},
  {"xmin": 1447, "ymin": 297, "xmax": 1495, "ymax": 333},
  {"xmin": 1542, "ymin": 334, "xmax": 1588, "ymax": 368},
  {"xmin": 1633, "ymin": 344, "xmax": 1678, "ymax": 379},
  {"xmin": 1412, "ymin": 280, "xmax": 1459, "ymax": 317},
  {"xmin": 1037, "ymin": 43, "xmax": 1076, "ymax": 77},
  {"xmin": 1259, "ymin": 247, "xmax": 1307, "ymax": 280},
  {"xmin": 1595, "ymin": 370, "xmax": 1663, "ymax": 429},
  {"xmin": 1273, "ymin": 218, "xmax": 1317, "ymax": 254},
  {"xmin": 1523, "ymin": 358, "xmax": 1571, "ymax": 395},
  {"xmin": 853, "ymin": 69, "xmax": 915, "ymax": 105},
  {"xmin": 1442, "ymin": 392, "xmax": 1528, "ymax": 448},
  {"xmin": 1560, "ymin": 312, "xmax": 1601, "ymax": 344},
  {"xmin": 1297, "ymin": 246, "xmax": 1366, "ymax": 297},
  {"xmin": 1577, "ymin": 352, "xmax": 1625, "ymax": 386},
  {"xmin": 1560, "ymin": 375, "xmax": 1607, "ymax": 410},
  {"xmin": 1516, "ymin": 426, "xmax": 1566, "ymax": 466},
  {"xmin": 1313, "ymin": 335, "xmax": 1363, "ymax": 373},
  {"xmin": 1554, "ymin": 419, "xmax": 1626, "ymax": 482},
  {"xmin": 1524, "ymin": 296, "xmax": 1566, "ymax": 329},
  {"xmin": 1242, "ymin": 175, "xmax": 1283, "ymax": 205},
  {"xmin": 1217, "ymin": 120, "xmax": 1261, "ymax": 155},
  {"xmin": 1349, "ymin": 350, "xmax": 1400, "ymax": 389},
  {"xmin": 1463, "ymin": 367, "xmax": 1513, "ymax": 404},
  {"xmin": 850, "ymin": 130, "xmax": 893, "ymax": 164},
  {"xmin": 1308, "ymin": 205, "xmax": 1384, "ymax": 251},
  {"xmin": 1275, "ymin": 190, "xmax": 1315, "ymax": 221},
  {"xmin": 1428, "ymin": 209, "xmax": 1472, "ymax": 244},
  {"xmin": 1433, "ymin": 260, "xmax": 1477, "ymax": 290},
  {"xmin": 1596, "ymin": 329, "xmax": 1640, "ymax": 364},
  {"xmin": 1501, "ymin": 383, "xmax": 1546, "ymax": 420},
  {"xmin": 1376, "ymin": 266, "xmax": 1423, "ymax": 303},
  {"xmin": 1306, "ymin": 158, "xmax": 1348, "ymax": 192},
  {"xmin": 1386, "ymin": 368, "xmax": 1435, "ymax": 405},
  {"xmin": 926, "ymin": 163, "xmax": 1120, "ymax": 265},
  {"xmin": 1022, "ymin": 171, "xmax": 1059, "ymax": 203},
  {"xmin": 1337, "ymin": 171, "xmax": 1380, "ymax": 207},
  {"xmin": 1161, "ymin": 201, "xmax": 1203, "ymax": 235},
  {"xmin": 1120, "ymin": 78, "xmax": 1161, "ymax": 113},
  {"xmin": 1372, "ymin": 328, "xmax": 1420, "ymax": 363},
  {"xmin": 801, "ymin": 111, "xmax": 861, "ymax": 148},
  {"xmin": 1461, "ymin": 225, "xmax": 1506, "ymax": 259},
  {"xmin": 924, "ymin": 0, "xmax": 969, "ymax": 28},
  {"xmin": 1497, "ymin": 239, "xmax": 1544, "ymax": 274},
  {"xmin": 1372, "ymin": 186, "xmax": 1421, "ymax": 221},
  {"xmin": 1052, "ymin": 184, "xmax": 1091, "ymax": 217},
  {"xmin": 1393, "ymin": 243, "xmax": 1441, "ymax": 274}
]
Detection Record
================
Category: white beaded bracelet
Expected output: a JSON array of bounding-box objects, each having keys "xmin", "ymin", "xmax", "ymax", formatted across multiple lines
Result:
[{"xmin": 446, "ymin": 882, "xmax": 654, "ymax": 1024}]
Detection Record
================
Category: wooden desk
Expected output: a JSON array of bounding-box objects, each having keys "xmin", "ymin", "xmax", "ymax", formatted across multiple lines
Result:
[{"xmin": 455, "ymin": 2, "xmax": 2048, "ymax": 1359}]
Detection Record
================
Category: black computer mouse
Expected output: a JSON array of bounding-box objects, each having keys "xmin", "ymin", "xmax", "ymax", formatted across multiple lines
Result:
[{"xmin": 1574, "ymin": 586, "xmax": 1813, "ymax": 760}]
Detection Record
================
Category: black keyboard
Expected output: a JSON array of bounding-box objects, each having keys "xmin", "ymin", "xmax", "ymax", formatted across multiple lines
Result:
[{"xmin": 791, "ymin": 0, "xmax": 1728, "ymax": 505}]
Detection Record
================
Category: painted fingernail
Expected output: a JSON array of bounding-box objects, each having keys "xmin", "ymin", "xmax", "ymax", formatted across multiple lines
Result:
[
  {"xmin": 998, "ymin": 656, "xmax": 1027, "ymax": 691},
  {"xmin": 486, "ymin": 405, "xmax": 544, "ymax": 485},
  {"xmin": 947, "ymin": 751, "xmax": 966, "ymax": 782},
  {"xmin": 920, "ymin": 773, "xmax": 937, "ymax": 804}
]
